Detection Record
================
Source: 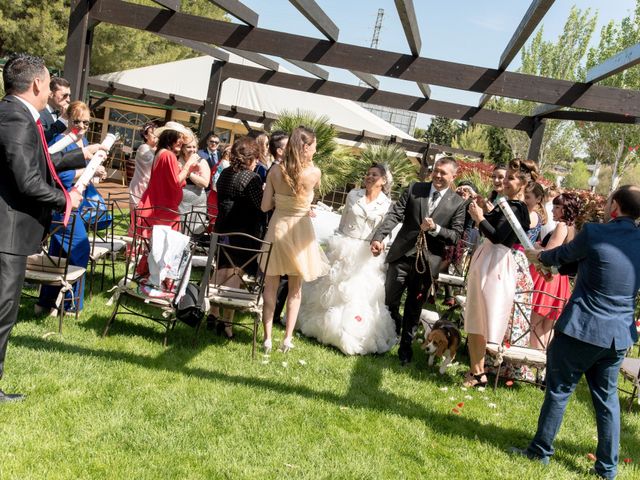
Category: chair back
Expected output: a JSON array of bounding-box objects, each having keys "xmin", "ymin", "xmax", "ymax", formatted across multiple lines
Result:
[
  {"xmin": 26, "ymin": 215, "xmax": 77, "ymax": 277},
  {"xmin": 507, "ymin": 289, "xmax": 567, "ymax": 350},
  {"xmin": 203, "ymin": 232, "xmax": 272, "ymax": 309}
]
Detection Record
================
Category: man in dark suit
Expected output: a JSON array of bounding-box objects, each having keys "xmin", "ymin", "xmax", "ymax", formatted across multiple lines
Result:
[
  {"xmin": 0, "ymin": 53, "xmax": 102, "ymax": 403},
  {"xmin": 198, "ymin": 132, "xmax": 222, "ymax": 173},
  {"xmin": 513, "ymin": 185, "xmax": 640, "ymax": 479},
  {"xmin": 370, "ymin": 157, "xmax": 465, "ymax": 364},
  {"xmin": 39, "ymin": 76, "xmax": 71, "ymax": 144}
]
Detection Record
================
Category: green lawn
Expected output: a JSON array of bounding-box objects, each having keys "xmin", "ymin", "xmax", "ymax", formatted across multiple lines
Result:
[{"xmin": 2, "ymin": 267, "xmax": 639, "ymax": 479}]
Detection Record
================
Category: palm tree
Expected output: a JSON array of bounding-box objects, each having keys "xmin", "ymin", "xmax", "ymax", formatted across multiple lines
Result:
[
  {"xmin": 270, "ymin": 110, "xmax": 349, "ymax": 195},
  {"xmin": 358, "ymin": 142, "xmax": 419, "ymax": 193}
]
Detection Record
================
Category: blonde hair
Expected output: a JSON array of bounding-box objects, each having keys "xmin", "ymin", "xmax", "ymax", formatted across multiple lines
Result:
[
  {"xmin": 280, "ymin": 126, "xmax": 316, "ymax": 196},
  {"xmin": 66, "ymin": 100, "xmax": 90, "ymax": 120}
]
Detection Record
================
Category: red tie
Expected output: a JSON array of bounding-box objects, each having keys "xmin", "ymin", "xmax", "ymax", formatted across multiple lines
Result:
[{"xmin": 36, "ymin": 119, "xmax": 72, "ymax": 226}]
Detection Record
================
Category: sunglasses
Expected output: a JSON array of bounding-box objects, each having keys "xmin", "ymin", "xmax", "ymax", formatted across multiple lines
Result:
[
  {"xmin": 60, "ymin": 93, "xmax": 71, "ymax": 100},
  {"xmin": 208, "ymin": 140, "xmax": 219, "ymax": 145},
  {"xmin": 72, "ymin": 119, "xmax": 90, "ymax": 126}
]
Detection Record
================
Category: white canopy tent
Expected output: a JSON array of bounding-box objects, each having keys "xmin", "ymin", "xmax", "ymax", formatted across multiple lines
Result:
[{"xmin": 91, "ymin": 54, "xmax": 417, "ymax": 146}]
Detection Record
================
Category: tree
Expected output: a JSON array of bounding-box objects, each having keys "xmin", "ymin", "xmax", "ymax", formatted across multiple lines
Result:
[
  {"xmin": 270, "ymin": 110, "xmax": 342, "ymax": 196},
  {"xmin": 0, "ymin": 0, "xmax": 227, "ymax": 74},
  {"xmin": 563, "ymin": 160, "xmax": 591, "ymax": 190},
  {"xmin": 451, "ymin": 125, "xmax": 490, "ymax": 159},
  {"xmin": 579, "ymin": 0, "xmax": 640, "ymax": 191},
  {"xmin": 498, "ymin": 7, "xmax": 597, "ymax": 170},
  {"xmin": 423, "ymin": 116, "xmax": 461, "ymax": 146},
  {"xmin": 485, "ymin": 125, "xmax": 513, "ymax": 164}
]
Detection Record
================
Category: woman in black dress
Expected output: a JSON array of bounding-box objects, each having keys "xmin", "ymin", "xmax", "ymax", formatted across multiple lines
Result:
[{"xmin": 211, "ymin": 136, "xmax": 263, "ymax": 338}]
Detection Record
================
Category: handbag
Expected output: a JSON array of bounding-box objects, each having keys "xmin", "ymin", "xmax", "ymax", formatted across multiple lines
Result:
[{"xmin": 176, "ymin": 283, "xmax": 207, "ymax": 327}]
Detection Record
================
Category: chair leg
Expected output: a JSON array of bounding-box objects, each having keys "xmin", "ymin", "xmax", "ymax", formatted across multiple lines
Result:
[
  {"xmin": 101, "ymin": 256, "xmax": 107, "ymax": 291},
  {"xmin": 88, "ymin": 259, "xmax": 95, "ymax": 296},
  {"xmin": 493, "ymin": 363, "xmax": 502, "ymax": 391},
  {"xmin": 103, "ymin": 295, "xmax": 121, "ymax": 337},
  {"xmin": 629, "ymin": 383, "xmax": 638, "ymax": 413},
  {"xmin": 110, "ymin": 254, "xmax": 116, "ymax": 285},
  {"xmin": 58, "ymin": 301, "xmax": 64, "ymax": 334}
]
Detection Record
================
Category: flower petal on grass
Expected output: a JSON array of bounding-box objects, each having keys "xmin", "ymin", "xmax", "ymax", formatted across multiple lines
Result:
[{"xmin": 298, "ymin": 359, "xmax": 307, "ymax": 366}]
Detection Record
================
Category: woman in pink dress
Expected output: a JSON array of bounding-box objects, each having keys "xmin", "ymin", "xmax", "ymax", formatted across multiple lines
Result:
[
  {"xmin": 463, "ymin": 159, "xmax": 539, "ymax": 387},
  {"xmin": 529, "ymin": 192, "xmax": 580, "ymax": 349}
]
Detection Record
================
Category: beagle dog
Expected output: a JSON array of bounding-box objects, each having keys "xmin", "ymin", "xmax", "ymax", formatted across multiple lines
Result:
[{"xmin": 421, "ymin": 320, "xmax": 461, "ymax": 374}]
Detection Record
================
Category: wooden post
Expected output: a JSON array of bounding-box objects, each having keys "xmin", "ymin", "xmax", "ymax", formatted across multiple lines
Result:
[
  {"xmin": 64, "ymin": 0, "xmax": 92, "ymax": 101},
  {"xmin": 527, "ymin": 118, "xmax": 546, "ymax": 163},
  {"xmin": 199, "ymin": 61, "xmax": 226, "ymax": 139}
]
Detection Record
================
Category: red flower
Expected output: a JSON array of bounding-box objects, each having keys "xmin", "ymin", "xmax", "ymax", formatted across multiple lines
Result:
[
  {"xmin": 355, "ymin": 315, "xmax": 362, "ymax": 322},
  {"xmin": 457, "ymin": 402, "xmax": 464, "ymax": 408},
  {"xmin": 587, "ymin": 453, "xmax": 597, "ymax": 461}
]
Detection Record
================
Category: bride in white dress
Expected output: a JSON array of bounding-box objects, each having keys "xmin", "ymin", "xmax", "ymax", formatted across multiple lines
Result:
[{"xmin": 297, "ymin": 164, "xmax": 396, "ymax": 355}]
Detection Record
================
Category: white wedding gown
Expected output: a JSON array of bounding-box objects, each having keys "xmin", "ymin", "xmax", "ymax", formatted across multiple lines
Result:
[{"xmin": 297, "ymin": 189, "xmax": 396, "ymax": 355}]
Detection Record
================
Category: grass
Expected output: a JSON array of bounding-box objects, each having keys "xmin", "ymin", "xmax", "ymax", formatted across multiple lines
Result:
[{"xmin": 2, "ymin": 263, "xmax": 639, "ymax": 479}]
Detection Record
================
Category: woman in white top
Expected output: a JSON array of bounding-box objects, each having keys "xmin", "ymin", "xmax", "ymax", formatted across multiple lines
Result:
[
  {"xmin": 129, "ymin": 121, "xmax": 159, "ymax": 210},
  {"xmin": 297, "ymin": 164, "xmax": 396, "ymax": 355}
]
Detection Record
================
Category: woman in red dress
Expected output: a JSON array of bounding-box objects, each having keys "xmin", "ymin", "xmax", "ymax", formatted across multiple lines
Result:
[
  {"xmin": 529, "ymin": 192, "xmax": 581, "ymax": 349},
  {"xmin": 136, "ymin": 122, "xmax": 199, "ymax": 233}
]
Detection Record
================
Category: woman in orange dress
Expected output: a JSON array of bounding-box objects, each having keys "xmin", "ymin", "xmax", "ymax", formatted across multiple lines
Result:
[
  {"xmin": 260, "ymin": 126, "xmax": 329, "ymax": 353},
  {"xmin": 529, "ymin": 193, "xmax": 581, "ymax": 349}
]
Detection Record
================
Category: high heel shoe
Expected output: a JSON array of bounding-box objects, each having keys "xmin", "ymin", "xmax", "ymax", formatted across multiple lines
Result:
[
  {"xmin": 279, "ymin": 338, "xmax": 294, "ymax": 353},
  {"xmin": 263, "ymin": 339, "xmax": 272, "ymax": 354},
  {"xmin": 462, "ymin": 372, "xmax": 488, "ymax": 388}
]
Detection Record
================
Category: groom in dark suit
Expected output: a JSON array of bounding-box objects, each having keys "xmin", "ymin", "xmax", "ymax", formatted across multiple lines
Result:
[
  {"xmin": 39, "ymin": 76, "xmax": 71, "ymax": 144},
  {"xmin": 513, "ymin": 185, "xmax": 640, "ymax": 479},
  {"xmin": 0, "ymin": 53, "xmax": 103, "ymax": 403},
  {"xmin": 371, "ymin": 157, "xmax": 465, "ymax": 364}
]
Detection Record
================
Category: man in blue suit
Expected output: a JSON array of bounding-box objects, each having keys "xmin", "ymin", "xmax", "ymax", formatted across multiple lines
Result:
[{"xmin": 513, "ymin": 185, "xmax": 640, "ymax": 479}]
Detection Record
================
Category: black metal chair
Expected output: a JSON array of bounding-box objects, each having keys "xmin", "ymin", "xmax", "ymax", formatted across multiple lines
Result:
[
  {"xmin": 199, "ymin": 232, "xmax": 272, "ymax": 358},
  {"xmin": 103, "ymin": 207, "xmax": 194, "ymax": 345},
  {"xmin": 23, "ymin": 215, "xmax": 86, "ymax": 333},
  {"xmin": 486, "ymin": 290, "xmax": 566, "ymax": 389}
]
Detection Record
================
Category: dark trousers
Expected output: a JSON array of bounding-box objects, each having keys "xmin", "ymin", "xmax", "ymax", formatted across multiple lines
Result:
[
  {"xmin": 527, "ymin": 332, "xmax": 627, "ymax": 479},
  {"xmin": 385, "ymin": 255, "xmax": 432, "ymax": 345},
  {"xmin": 0, "ymin": 252, "xmax": 27, "ymax": 380}
]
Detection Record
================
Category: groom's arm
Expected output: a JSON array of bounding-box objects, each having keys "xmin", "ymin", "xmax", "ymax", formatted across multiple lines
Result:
[{"xmin": 371, "ymin": 183, "xmax": 412, "ymax": 243}]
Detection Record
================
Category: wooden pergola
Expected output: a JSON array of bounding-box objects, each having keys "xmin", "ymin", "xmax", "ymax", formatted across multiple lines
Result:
[{"xmin": 64, "ymin": 0, "xmax": 640, "ymax": 163}]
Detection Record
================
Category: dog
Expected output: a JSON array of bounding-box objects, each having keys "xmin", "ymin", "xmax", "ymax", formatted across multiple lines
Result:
[{"xmin": 420, "ymin": 320, "xmax": 461, "ymax": 374}]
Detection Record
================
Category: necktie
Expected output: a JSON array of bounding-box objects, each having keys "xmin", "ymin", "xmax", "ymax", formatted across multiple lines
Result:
[
  {"xmin": 36, "ymin": 119, "xmax": 72, "ymax": 226},
  {"xmin": 429, "ymin": 190, "xmax": 440, "ymax": 215}
]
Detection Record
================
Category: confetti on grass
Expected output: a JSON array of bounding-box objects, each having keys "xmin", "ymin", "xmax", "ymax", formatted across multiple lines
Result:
[
  {"xmin": 587, "ymin": 453, "xmax": 597, "ymax": 461},
  {"xmin": 487, "ymin": 403, "xmax": 497, "ymax": 409},
  {"xmin": 298, "ymin": 359, "xmax": 307, "ymax": 366},
  {"xmin": 439, "ymin": 387, "xmax": 449, "ymax": 392},
  {"xmin": 281, "ymin": 362, "xmax": 288, "ymax": 368}
]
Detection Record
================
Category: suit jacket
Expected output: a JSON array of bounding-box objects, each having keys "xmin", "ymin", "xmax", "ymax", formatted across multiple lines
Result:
[
  {"xmin": 540, "ymin": 217, "xmax": 640, "ymax": 349},
  {"xmin": 39, "ymin": 107, "xmax": 67, "ymax": 144},
  {"xmin": 198, "ymin": 147, "xmax": 221, "ymax": 171},
  {"xmin": 371, "ymin": 182, "xmax": 466, "ymax": 271},
  {"xmin": 0, "ymin": 96, "xmax": 86, "ymax": 256}
]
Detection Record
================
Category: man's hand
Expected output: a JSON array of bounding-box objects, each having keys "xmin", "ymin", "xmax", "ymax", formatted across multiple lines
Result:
[
  {"xmin": 69, "ymin": 188, "xmax": 83, "ymax": 209},
  {"xmin": 525, "ymin": 247, "xmax": 543, "ymax": 265},
  {"xmin": 94, "ymin": 165, "xmax": 107, "ymax": 180},
  {"xmin": 370, "ymin": 240, "xmax": 384, "ymax": 257},
  {"xmin": 420, "ymin": 217, "xmax": 436, "ymax": 232},
  {"xmin": 82, "ymin": 143, "xmax": 108, "ymax": 160}
]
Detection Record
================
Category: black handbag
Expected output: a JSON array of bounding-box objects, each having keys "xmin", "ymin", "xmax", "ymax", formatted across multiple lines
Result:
[{"xmin": 176, "ymin": 283, "xmax": 206, "ymax": 327}]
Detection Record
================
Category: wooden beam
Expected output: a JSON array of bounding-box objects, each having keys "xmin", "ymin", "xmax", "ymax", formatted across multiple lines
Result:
[
  {"xmin": 351, "ymin": 70, "xmax": 380, "ymax": 90},
  {"xmin": 288, "ymin": 0, "xmax": 339, "ymax": 42},
  {"xmin": 477, "ymin": 0, "xmax": 555, "ymax": 108},
  {"xmin": 527, "ymin": 118, "xmax": 546, "ymax": 162},
  {"xmin": 89, "ymin": 78, "xmax": 204, "ymax": 110},
  {"xmin": 417, "ymin": 82, "xmax": 431, "ymax": 99},
  {"xmin": 219, "ymin": 62, "xmax": 533, "ymax": 131},
  {"xmin": 152, "ymin": 0, "xmax": 180, "ymax": 11},
  {"xmin": 223, "ymin": 47, "xmax": 279, "ymax": 71},
  {"xmin": 532, "ymin": 103, "xmax": 561, "ymax": 117},
  {"xmin": 540, "ymin": 109, "xmax": 640, "ymax": 124},
  {"xmin": 208, "ymin": 0, "xmax": 258, "ymax": 27},
  {"xmin": 287, "ymin": 59, "xmax": 329, "ymax": 80},
  {"xmin": 394, "ymin": 0, "xmax": 421, "ymax": 56},
  {"xmin": 586, "ymin": 42, "xmax": 640, "ymax": 83},
  {"xmin": 89, "ymin": 0, "xmax": 640, "ymax": 117},
  {"xmin": 158, "ymin": 33, "xmax": 230, "ymax": 61},
  {"xmin": 200, "ymin": 61, "xmax": 226, "ymax": 136},
  {"xmin": 64, "ymin": 0, "xmax": 92, "ymax": 101}
]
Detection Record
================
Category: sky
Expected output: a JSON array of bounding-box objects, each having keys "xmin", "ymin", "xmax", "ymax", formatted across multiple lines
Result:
[{"xmin": 237, "ymin": 0, "xmax": 638, "ymax": 128}]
